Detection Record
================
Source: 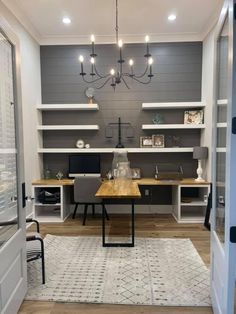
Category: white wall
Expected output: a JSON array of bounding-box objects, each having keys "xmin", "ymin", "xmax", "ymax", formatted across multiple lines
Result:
[
  {"xmin": 0, "ymin": 1, "xmax": 41, "ymax": 215},
  {"xmin": 201, "ymin": 26, "xmax": 215, "ymax": 181}
]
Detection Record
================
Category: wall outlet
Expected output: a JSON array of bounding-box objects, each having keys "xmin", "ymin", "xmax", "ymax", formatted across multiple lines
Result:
[{"xmin": 145, "ymin": 189, "xmax": 150, "ymax": 196}]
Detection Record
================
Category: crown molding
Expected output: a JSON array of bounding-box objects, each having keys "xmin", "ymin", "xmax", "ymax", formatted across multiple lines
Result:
[
  {"xmin": 201, "ymin": 1, "xmax": 223, "ymax": 41},
  {"xmin": 40, "ymin": 32, "xmax": 202, "ymax": 45},
  {"xmin": 2, "ymin": 0, "xmax": 42, "ymax": 43}
]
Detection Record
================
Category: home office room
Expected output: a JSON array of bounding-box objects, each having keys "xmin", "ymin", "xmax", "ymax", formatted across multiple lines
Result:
[{"xmin": 1, "ymin": 0, "xmax": 236, "ymax": 313}]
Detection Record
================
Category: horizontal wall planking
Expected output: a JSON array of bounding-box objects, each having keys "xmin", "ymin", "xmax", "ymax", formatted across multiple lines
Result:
[
  {"xmin": 38, "ymin": 147, "xmax": 194, "ymax": 153},
  {"xmin": 142, "ymin": 102, "xmax": 205, "ymax": 109},
  {"xmin": 37, "ymin": 104, "xmax": 99, "ymax": 110},
  {"xmin": 142, "ymin": 124, "xmax": 205, "ymax": 129},
  {"xmin": 37, "ymin": 125, "xmax": 99, "ymax": 130}
]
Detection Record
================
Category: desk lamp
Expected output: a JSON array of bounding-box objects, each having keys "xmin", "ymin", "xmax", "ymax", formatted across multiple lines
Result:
[{"xmin": 193, "ymin": 146, "xmax": 208, "ymax": 182}]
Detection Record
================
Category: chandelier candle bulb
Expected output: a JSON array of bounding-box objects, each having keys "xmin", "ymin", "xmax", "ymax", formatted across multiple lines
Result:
[
  {"xmin": 129, "ymin": 59, "xmax": 134, "ymax": 76},
  {"xmin": 148, "ymin": 57, "xmax": 153, "ymax": 77},
  {"xmin": 145, "ymin": 35, "xmax": 150, "ymax": 57},
  {"xmin": 90, "ymin": 57, "xmax": 95, "ymax": 76},
  {"xmin": 90, "ymin": 34, "xmax": 96, "ymax": 57},
  {"xmin": 79, "ymin": 55, "xmax": 85, "ymax": 75}
]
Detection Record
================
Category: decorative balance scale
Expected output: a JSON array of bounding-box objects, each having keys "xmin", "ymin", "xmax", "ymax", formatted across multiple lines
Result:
[{"xmin": 105, "ymin": 117, "xmax": 134, "ymax": 148}]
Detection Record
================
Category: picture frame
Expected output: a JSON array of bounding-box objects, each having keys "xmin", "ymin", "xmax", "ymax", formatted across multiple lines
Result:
[
  {"xmin": 140, "ymin": 136, "xmax": 153, "ymax": 147},
  {"xmin": 152, "ymin": 134, "xmax": 165, "ymax": 148},
  {"xmin": 184, "ymin": 110, "xmax": 204, "ymax": 125},
  {"xmin": 131, "ymin": 168, "xmax": 141, "ymax": 179}
]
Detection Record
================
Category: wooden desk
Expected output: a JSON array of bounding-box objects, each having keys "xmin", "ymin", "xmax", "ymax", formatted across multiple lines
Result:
[
  {"xmin": 32, "ymin": 178, "xmax": 210, "ymax": 224},
  {"xmin": 96, "ymin": 180, "xmax": 141, "ymax": 247}
]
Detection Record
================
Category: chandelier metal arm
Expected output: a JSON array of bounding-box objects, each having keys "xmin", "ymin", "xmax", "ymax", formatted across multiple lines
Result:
[
  {"xmin": 128, "ymin": 76, "xmax": 152, "ymax": 85},
  {"xmin": 121, "ymin": 76, "xmax": 130, "ymax": 89},
  {"xmin": 81, "ymin": 74, "xmax": 109, "ymax": 84},
  {"xmin": 94, "ymin": 64, "xmax": 110, "ymax": 79},
  {"xmin": 96, "ymin": 76, "xmax": 113, "ymax": 89}
]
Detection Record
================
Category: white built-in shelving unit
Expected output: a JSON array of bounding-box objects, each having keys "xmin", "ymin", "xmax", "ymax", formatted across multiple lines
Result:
[
  {"xmin": 32, "ymin": 184, "xmax": 70, "ymax": 223},
  {"xmin": 172, "ymin": 184, "xmax": 210, "ymax": 223}
]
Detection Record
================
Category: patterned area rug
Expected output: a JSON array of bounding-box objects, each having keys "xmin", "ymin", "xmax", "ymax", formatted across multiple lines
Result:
[{"xmin": 26, "ymin": 235, "xmax": 211, "ymax": 306}]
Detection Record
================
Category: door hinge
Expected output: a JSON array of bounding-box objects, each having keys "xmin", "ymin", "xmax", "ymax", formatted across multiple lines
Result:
[
  {"xmin": 232, "ymin": 117, "xmax": 236, "ymax": 134},
  {"xmin": 230, "ymin": 226, "xmax": 236, "ymax": 243}
]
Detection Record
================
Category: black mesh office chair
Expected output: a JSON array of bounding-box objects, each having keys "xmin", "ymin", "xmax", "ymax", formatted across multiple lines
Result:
[
  {"xmin": 72, "ymin": 177, "xmax": 109, "ymax": 225},
  {"xmin": 0, "ymin": 218, "xmax": 45, "ymax": 284}
]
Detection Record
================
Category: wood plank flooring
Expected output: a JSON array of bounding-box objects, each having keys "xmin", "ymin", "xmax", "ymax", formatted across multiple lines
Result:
[{"xmin": 18, "ymin": 214, "xmax": 212, "ymax": 314}]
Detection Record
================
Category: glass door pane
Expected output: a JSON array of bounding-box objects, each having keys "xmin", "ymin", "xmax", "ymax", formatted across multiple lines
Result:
[
  {"xmin": 0, "ymin": 30, "xmax": 18, "ymax": 247},
  {"xmin": 215, "ymin": 15, "xmax": 229, "ymax": 244}
]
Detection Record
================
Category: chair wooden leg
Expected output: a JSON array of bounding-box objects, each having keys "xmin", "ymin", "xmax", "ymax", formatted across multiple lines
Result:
[
  {"xmin": 92, "ymin": 204, "xmax": 95, "ymax": 216},
  {"xmin": 83, "ymin": 204, "xmax": 88, "ymax": 225},
  {"xmin": 72, "ymin": 203, "xmax": 79, "ymax": 219}
]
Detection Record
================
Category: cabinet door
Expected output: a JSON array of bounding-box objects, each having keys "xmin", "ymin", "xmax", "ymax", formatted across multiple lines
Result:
[{"xmin": 0, "ymin": 27, "xmax": 27, "ymax": 313}]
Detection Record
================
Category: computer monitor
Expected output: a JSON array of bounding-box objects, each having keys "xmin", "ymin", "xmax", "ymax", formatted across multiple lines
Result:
[{"xmin": 68, "ymin": 154, "xmax": 101, "ymax": 177}]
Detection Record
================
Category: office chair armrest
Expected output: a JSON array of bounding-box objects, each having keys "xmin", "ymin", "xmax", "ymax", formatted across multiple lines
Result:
[
  {"xmin": 26, "ymin": 218, "xmax": 40, "ymax": 232},
  {"xmin": 26, "ymin": 235, "xmax": 38, "ymax": 241}
]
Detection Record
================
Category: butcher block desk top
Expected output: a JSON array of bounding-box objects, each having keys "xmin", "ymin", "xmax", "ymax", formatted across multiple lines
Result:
[
  {"xmin": 95, "ymin": 180, "xmax": 141, "ymax": 199},
  {"xmin": 32, "ymin": 178, "xmax": 210, "ymax": 187}
]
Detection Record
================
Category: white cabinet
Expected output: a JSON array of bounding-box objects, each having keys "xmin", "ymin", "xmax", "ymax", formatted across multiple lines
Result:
[
  {"xmin": 32, "ymin": 184, "xmax": 71, "ymax": 222},
  {"xmin": 172, "ymin": 184, "xmax": 210, "ymax": 223}
]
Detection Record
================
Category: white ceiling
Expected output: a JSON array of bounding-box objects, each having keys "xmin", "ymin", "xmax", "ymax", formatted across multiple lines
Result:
[{"xmin": 3, "ymin": 0, "xmax": 224, "ymax": 44}]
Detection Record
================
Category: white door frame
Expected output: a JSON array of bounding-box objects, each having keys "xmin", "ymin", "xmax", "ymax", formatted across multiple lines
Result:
[
  {"xmin": 211, "ymin": 0, "xmax": 236, "ymax": 313},
  {"xmin": 0, "ymin": 15, "xmax": 27, "ymax": 314}
]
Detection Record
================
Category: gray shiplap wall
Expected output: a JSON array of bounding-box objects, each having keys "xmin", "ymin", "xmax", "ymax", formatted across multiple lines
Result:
[{"xmin": 40, "ymin": 42, "xmax": 202, "ymax": 177}]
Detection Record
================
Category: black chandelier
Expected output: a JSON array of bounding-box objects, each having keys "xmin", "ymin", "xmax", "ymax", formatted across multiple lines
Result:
[{"xmin": 78, "ymin": 0, "xmax": 154, "ymax": 90}]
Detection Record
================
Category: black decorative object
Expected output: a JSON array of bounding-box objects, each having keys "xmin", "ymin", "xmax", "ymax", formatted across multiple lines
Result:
[{"xmin": 105, "ymin": 117, "xmax": 134, "ymax": 148}]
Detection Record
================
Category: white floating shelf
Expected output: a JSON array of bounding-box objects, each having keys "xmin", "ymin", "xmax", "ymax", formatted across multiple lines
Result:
[
  {"xmin": 37, "ymin": 125, "xmax": 99, "ymax": 130},
  {"xmin": 34, "ymin": 203, "xmax": 61, "ymax": 206},
  {"xmin": 181, "ymin": 200, "xmax": 207, "ymax": 206},
  {"xmin": 217, "ymin": 122, "xmax": 227, "ymax": 128},
  {"xmin": 142, "ymin": 124, "xmax": 205, "ymax": 130},
  {"xmin": 178, "ymin": 217, "xmax": 205, "ymax": 224},
  {"xmin": 36, "ymin": 104, "xmax": 99, "ymax": 110},
  {"xmin": 142, "ymin": 102, "xmax": 205, "ymax": 109},
  {"xmin": 38, "ymin": 147, "xmax": 194, "ymax": 154},
  {"xmin": 216, "ymin": 147, "xmax": 226, "ymax": 152},
  {"xmin": 217, "ymin": 99, "xmax": 227, "ymax": 106}
]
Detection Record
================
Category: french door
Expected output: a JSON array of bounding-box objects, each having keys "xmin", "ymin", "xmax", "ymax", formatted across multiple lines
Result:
[
  {"xmin": 0, "ymin": 24, "xmax": 27, "ymax": 314},
  {"xmin": 211, "ymin": 0, "xmax": 236, "ymax": 313}
]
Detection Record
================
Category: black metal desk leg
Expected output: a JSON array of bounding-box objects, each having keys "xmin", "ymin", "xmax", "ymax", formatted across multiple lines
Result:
[
  {"xmin": 102, "ymin": 202, "xmax": 106, "ymax": 246},
  {"xmin": 131, "ymin": 199, "xmax": 135, "ymax": 247}
]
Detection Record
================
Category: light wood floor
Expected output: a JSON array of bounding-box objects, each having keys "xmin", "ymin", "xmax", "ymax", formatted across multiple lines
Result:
[{"xmin": 18, "ymin": 214, "xmax": 212, "ymax": 314}]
